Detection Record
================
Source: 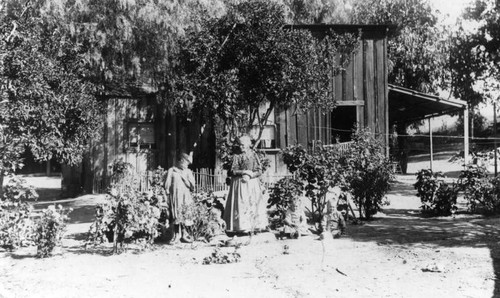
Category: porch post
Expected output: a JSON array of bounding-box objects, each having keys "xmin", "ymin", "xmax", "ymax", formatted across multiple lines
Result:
[
  {"xmin": 429, "ymin": 118, "xmax": 433, "ymax": 171},
  {"xmin": 464, "ymin": 105, "xmax": 469, "ymax": 167},
  {"xmin": 493, "ymin": 103, "xmax": 497, "ymax": 176}
]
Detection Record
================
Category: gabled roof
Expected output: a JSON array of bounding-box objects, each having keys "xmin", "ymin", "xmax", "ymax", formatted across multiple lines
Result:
[{"xmin": 389, "ymin": 84, "xmax": 467, "ymax": 124}]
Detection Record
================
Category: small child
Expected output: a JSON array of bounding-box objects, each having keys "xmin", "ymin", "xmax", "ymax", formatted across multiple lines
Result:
[
  {"xmin": 206, "ymin": 208, "xmax": 230, "ymax": 245},
  {"xmin": 165, "ymin": 153, "xmax": 196, "ymax": 244},
  {"xmin": 320, "ymin": 191, "xmax": 347, "ymax": 239},
  {"xmin": 281, "ymin": 199, "xmax": 310, "ymax": 239}
]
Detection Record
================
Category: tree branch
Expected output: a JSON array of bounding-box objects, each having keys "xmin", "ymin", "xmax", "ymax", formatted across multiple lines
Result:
[{"xmin": 4, "ymin": 0, "xmax": 33, "ymax": 44}]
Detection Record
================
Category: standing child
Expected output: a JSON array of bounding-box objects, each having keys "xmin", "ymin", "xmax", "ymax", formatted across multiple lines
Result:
[{"xmin": 165, "ymin": 153, "xmax": 195, "ymax": 244}]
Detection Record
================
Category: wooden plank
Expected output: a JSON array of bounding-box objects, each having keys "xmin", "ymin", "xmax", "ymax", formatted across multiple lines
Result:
[
  {"xmin": 157, "ymin": 105, "xmax": 167, "ymax": 168},
  {"xmin": 325, "ymin": 110, "xmax": 331, "ymax": 144},
  {"xmin": 277, "ymin": 108, "xmax": 286, "ymax": 148},
  {"xmin": 296, "ymin": 111, "xmax": 308, "ymax": 147},
  {"xmin": 336, "ymin": 100, "xmax": 365, "ymax": 106},
  {"xmin": 116, "ymin": 99, "xmax": 125, "ymax": 158},
  {"xmin": 364, "ymin": 40, "xmax": 375, "ymax": 132},
  {"xmin": 383, "ymin": 37, "xmax": 389, "ymax": 155},
  {"xmin": 354, "ymin": 45, "xmax": 364, "ymax": 102},
  {"xmin": 373, "ymin": 39, "xmax": 379, "ymax": 136},
  {"xmin": 176, "ymin": 118, "xmax": 187, "ymax": 156},
  {"xmin": 108, "ymin": 98, "xmax": 116, "ymax": 169},
  {"xmin": 334, "ymin": 54, "xmax": 343, "ymax": 102},
  {"xmin": 375, "ymin": 38, "xmax": 387, "ymax": 146},
  {"xmin": 308, "ymin": 109, "xmax": 315, "ymax": 146},
  {"xmin": 102, "ymin": 100, "xmax": 109, "ymax": 180},
  {"xmin": 167, "ymin": 109, "xmax": 177, "ymax": 168},
  {"xmin": 286, "ymin": 108, "xmax": 297, "ymax": 145},
  {"xmin": 345, "ymin": 52, "xmax": 354, "ymax": 102},
  {"xmin": 357, "ymin": 105, "xmax": 365, "ymax": 129},
  {"xmin": 317, "ymin": 109, "xmax": 322, "ymax": 143}
]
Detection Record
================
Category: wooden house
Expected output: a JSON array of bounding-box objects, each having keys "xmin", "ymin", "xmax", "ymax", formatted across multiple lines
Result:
[
  {"xmin": 262, "ymin": 24, "xmax": 392, "ymax": 174},
  {"xmin": 61, "ymin": 24, "xmax": 400, "ymax": 195}
]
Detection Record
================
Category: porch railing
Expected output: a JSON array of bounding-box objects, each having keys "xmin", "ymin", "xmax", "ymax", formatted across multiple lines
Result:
[{"xmin": 322, "ymin": 141, "xmax": 354, "ymax": 154}]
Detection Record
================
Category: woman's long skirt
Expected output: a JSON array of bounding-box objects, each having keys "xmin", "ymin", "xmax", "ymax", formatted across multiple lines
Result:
[{"xmin": 223, "ymin": 177, "xmax": 268, "ymax": 232}]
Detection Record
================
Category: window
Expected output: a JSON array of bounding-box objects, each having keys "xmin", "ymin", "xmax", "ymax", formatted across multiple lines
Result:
[
  {"xmin": 331, "ymin": 106, "xmax": 357, "ymax": 143},
  {"xmin": 250, "ymin": 124, "xmax": 276, "ymax": 149},
  {"xmin": 128, "ymin": 122, "xmax": 156, "ymax": 149}
]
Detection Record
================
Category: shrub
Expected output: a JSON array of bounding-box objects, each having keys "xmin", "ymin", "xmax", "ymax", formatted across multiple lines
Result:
[
  {"xmin": 86, "ymin": 203, "xmax": 113, "ymax": 246},
  {"xmin": 267, "ymin": 177, "xmax": 303, "ymax": 228},
  {"xmin": 35, "ymin": 204, "xmax": 72, "ymax": 258},
  {"xmin": 415, "ymin": 169, "xmax": 458, "ymax": 216},
  {"xmin": 282, "ymin": 143, "xmax": 346, "ymax": 224},
  {"xmin": 414, "ymin": 169, "xmax": 444, "ymax": 212},
  {"xmin": 481, "ymin": 176, "xmax": 500, "ymax": 214},
  {"xmin": 432, "ymin": 184, "xmax": 458, "ymax": 216},
  {"xmin": 109, "ymin": 188, "xmax": 161, "ymax": 252},
  {"xmin": 344, "ymin": 129, "xmax": 393, "ymax": 219},
  {"xmin": 184, "ymin": 191, "xmax": 227, "ymax": 242},
  {"xmin": 457, "ymin": 166, "xmax": 500, "ymax": 214},
  {"xmin": 87, "ymin": 170, "xmax": 162, "ymax": 253},
  {"xmin": 0, "ymin": 176, "xmax": 38, "ymax": 250},
  {"xmin": 281, "ymin": 128, "xmax": 393, "ymax": 221}
]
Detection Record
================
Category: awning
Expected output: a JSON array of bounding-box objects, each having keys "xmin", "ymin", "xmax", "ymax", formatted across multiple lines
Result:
[{"xmin": 389, "ymin": 84, "xmax": 467, "ymax": 124}]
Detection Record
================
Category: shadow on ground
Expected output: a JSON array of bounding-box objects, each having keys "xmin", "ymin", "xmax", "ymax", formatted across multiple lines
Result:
[{"xmin": 347, "ymin": 207, "xmax": 500, "ymax": 297}]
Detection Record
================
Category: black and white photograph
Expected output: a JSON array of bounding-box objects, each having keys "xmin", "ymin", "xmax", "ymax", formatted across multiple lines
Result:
[{"xmin": 1, "ymin": 0, "xmax": 499, "ymax": 297}]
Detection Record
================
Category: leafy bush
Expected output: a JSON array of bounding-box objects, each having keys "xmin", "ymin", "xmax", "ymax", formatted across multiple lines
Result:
[
  {"xmin": 110, "ymin": 160, "xmax": 133, "ymax": 182},
  {"xmin": 414, "ymin": 169, "xmax": 444, "ymax": 212},
  {"xmin": 344, "ymin": 129, "xmax": 393, "ymax": 219},
  {"xmin": 87, "ymin": 170, "xmax": 163, "ymax": 253},
  {"xmin": 481, "ymin": 176, "xmax": 500, "ymax": 214},
  {"xmin": 109, "ymin": 189, "xmax": 161, "ymax": 252},
  {"xmin": 432, "ymin": 184, "xmax": 458, "ymax": 216},
  {"xmin": 0, "ymin": 176, "xmax": 38, "ymax": 250},
  {"xmin": 35, "ymin": 204, "xmax": 72, "ymax": 258},
  {"xmin": 183, "ymin": 191, "xmax": 226, "ymax": 242},
  {"xmin": 282, "ymin": 143, "xmax": 346, "ymax": 224},
  {"xmin": 267, "ymin": 177, "xmax": 303, "ymax": 228},
  {"xmin": 281, "ymin": 128, "xmax": 393, "ymax": 221},
  {"xmin": 415, "ymin": 169, "xmax": 458, "ymax": 216},
  {"xmin": 457, "ymin": 166, "xmax": 500, "ymax": 214}
]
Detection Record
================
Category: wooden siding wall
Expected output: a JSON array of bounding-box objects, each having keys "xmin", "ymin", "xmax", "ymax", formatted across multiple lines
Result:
[
  {"xmin": 82, "ymin": 97, "xmax": 215, "ymax": 193},
  {"xmin": 272, "ymin": 35, "xmax": 388, "ymax": 174},
  {"xmin": 276, "ymin": 35, "xmax": 388, "ymax": 152}
]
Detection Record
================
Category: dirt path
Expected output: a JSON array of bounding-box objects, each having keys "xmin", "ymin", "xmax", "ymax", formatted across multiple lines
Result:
[{"xmin": 1, "ymin": 174, "xmax": 500, "ymax": 297}]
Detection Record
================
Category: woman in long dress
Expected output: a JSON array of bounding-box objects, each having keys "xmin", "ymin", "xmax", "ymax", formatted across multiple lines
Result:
[
  {"xmin": 165, "ymin": 153, "xmax": 195, "ymax": 243},
  {"xmin": 224, "ymin": 135, "xmax": 268, "ymax": 233}
]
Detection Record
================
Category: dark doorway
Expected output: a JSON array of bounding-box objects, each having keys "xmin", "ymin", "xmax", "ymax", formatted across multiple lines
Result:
[{"xmin": 331, "ymin": 106, "xmax": 357, "ymax": 143}]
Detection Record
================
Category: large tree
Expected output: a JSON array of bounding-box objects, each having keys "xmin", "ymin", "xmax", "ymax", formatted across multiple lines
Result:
[
  {"xmin": 351, "ymin": 0, "xmax": 450, "ymax": 94},
  {"xmin": 169, "ymin": 1, "xmax": 359, "ymax": 143},
  {"xmin": 450, "ymin": 0, "xmax": 500, "ymax": 107},
  {"xmin": 41, "ymin": 0, "xmax": 228, "ymax": 92},
  {"xmin": 0, "ymin": 0, "xmax": 101, "ymax": 189}
]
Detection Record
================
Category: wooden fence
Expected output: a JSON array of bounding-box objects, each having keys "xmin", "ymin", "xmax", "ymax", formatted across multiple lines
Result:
[{"xmin": 92, "ymin": 168, "xmax": 294, "ymax": 194}]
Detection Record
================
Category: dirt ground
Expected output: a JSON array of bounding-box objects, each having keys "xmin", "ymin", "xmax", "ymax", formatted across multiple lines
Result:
[{"xmin": 2, "ymin": 154, "xmax": 500, "ymax": 298}]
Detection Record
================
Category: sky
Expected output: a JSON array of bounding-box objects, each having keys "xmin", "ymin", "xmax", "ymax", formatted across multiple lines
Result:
[
  {"xmin": 427, "ymin": 0, "xmax": 499, "ymax": 123},
  {"xmin": 429, "ymin": 0, "xmax": 472, "ymax": 25}
]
